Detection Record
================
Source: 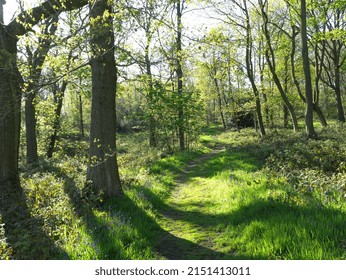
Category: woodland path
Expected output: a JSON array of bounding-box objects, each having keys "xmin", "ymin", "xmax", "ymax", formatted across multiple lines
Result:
[{"xmin": 154, "ymin": 145, "xmax": 235, "ymax": 259}]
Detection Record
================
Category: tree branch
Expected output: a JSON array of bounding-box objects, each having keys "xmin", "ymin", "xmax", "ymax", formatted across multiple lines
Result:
[{"xmin": 6, "ymin": 0, "xmax": 88, "ymax": 37}]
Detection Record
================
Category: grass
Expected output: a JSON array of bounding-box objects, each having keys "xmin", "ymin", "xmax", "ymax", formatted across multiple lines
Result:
[{"xmin": 1, "ymin": 126, "xmax": 346, "ymax": 259}]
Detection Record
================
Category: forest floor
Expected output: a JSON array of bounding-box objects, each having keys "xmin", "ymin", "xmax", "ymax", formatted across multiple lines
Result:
[
  {"xmin": 155, "ymin": 147, "xmax": 230, "ymax": 259},
  {"xmin": 2, "ymin": 125, "xmax": 346, "ymax": 260},
  {"xmin": 152, "ymin": 127, "xmax": 346, "ymax": 259}
]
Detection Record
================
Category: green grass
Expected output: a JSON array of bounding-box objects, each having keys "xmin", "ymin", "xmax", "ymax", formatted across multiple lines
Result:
[{"xmin": 1, "ymin": 126, "xmax": 346, "ymax": 260}]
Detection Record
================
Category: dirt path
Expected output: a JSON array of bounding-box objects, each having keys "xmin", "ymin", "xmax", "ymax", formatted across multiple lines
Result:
[{"xmin": 154, "ymin": 147, "xmax": 233, "ymax": 259}]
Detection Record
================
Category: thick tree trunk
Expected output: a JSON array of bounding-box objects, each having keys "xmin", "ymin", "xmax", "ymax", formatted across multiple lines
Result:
[
  {"xmin": 87, "ymin": 0, "xmax": 122, "ymax": 198},
  {"xmin": 301, "ymin": 0, "xmax": 316, "ymax": 138},
  {"xmin": 0, "ymin": 29, "xmax": 21, "ymax": 184}
]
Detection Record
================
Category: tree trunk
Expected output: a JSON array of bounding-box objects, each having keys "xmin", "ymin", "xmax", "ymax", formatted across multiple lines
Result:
[
  {"xmin": 290, "ymin": 25, "xmax": 327, "ymax": 127},
  {"xmin": 176, "ymin": 0, "xmax": 185, "ymax": 150},
  {"xmin": 78, "ymin": 92, "xmax": 84, "ymax": 138},
  {"xmin": 87, "ymin": 0, "xmax": 122, "ymax": 198},
  {"xmin": 301, "ymin": 0, "xmax": 316, "ymax": 138},
  {"xmin": 25, "ymin": 15, "xmax": 58, "ymax": 163},
  {"xmin": 47, "ymin": 81, "xmax": 67, "ymax": 158},
  {"xmin": 260, "ymin": 0, "xmax": 299, "ymax": 132},
  {"xmin": 145, "ymin": 35, "xmax": 157, "ymax": 147},
  {"xmin": 0, "ymin": 32, "xmax": 21, "ymax": 184},
  {"xmin": 213, "ymin": 77, "xmax": 226, "ymax": 130},
  {"xmin": 334, "ymin": 65, "xmax": 345, "ymax": 122},
  {"xmin": 244, "ymin": 0, "xmax": 265, "ymax": 136},
  {"xmin": 25, "ymin": 91, "xmax": 38, "ymax": 163}
]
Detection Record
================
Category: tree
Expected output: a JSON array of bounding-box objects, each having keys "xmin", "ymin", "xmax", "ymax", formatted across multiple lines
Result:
[
  {"xmin": 258, "ymin": 0, "xmax": 299, "ymax": 132},
  {"xmin": 126, "ymin": 0, "xmax": 170, "ymax": 147},
  {"xmin": 208, "ymin": 0, "xmax": 266, "ymax": 135},
  {"xmin": 175, "ymin": 0, "xmax": 185, "ymax": 150},
  {"xmin": 86, "ymin": 0, "xmax": 122, "ymax": 197},
  {"xmin": 23, "ymin": 15, "xmax": 59, "ymax": 163},
  {"xmin": 46, "ymin": 51, "xmax": 72, "ymax": 158},
  {"xmin": 243, "ymin": 0, "xmax": 266, "ymax": 136},
  {"xmin": 0, "ymin": 0, "xmax": 88, "ymax": 185},
  {"xmin": 300, "ymin": 0, "xmax": 316, "ymax": 137},
  {"xmin": 319, "ymin": 1, "xmax": 346, "ymax": 122}
]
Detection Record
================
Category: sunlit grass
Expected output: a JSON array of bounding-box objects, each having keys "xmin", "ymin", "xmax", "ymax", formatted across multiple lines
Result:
[{"xmin": 3, "ymin": 125, "xmax": 346, "ymax": 260}]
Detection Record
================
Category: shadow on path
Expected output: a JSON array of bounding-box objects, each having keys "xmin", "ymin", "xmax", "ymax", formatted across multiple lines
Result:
[{"xmin": 55, "ymin": 165, "xmax": 236, "ymax": 260}]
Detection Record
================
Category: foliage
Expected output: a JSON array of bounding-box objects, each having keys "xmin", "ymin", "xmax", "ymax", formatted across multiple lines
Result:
[{"xmin": 2, "ymin": 125, "xmax": 346, "ymax": 260}]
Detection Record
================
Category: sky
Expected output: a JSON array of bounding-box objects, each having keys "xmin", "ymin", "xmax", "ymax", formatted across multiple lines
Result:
[
  {"xmin": 3, "ymin": 1, "xmax": 18, "ymax": 24},
  {"xmin": 3, "ymin": 0, "xmax": 37, "ymax": 24},
  {"xmin": 3, "ymin": 0, "xmax": 220, "ymax": 29}
]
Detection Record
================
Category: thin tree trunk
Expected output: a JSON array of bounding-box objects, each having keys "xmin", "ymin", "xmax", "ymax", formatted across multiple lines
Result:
[
  {"xmin": 260, "ymin": 0, "xmax": 298, "ymax": 132},
  {"xmin": 176, "ymin": 0, "xmax": 185, "ymax": 150},
  {"xmin": 78, "ymin": 92, "xmax": 84, "ymax": 138},
  {"xmin": 87, "ymin": 0, "xmax": 122, "ymax": 198},
  {"xmin": 290, "ymin": 25, "xmax": 327, "ymax": 127},
  {"xmin": 244, "ymin": 0, "xmax": 265, "ymax": 136},
  {"xmin": 301, "ymin": 0, "xmax": 316, "ymax": 138},
  {"xmin": 259, "ymin": 40, "xmax": 270, "ymax": 128},
  {"xmin": 25, "ymin": 15, "xmax": 59, "ymax": 163},
  {"xmin": 213, "ymin": 77, "xmax": 226, "ymax": 130},
  {"xmin": 47, "ymin": 81, "xmax": 67, "ymax": 158},
  {"xmin": 334, "ymin": 65, "xmax": 345, "ymax": 122},
  {"xmin": 25, "ymin": 91, "xmax": 38, "ymax": 163},
  {"xmin": 145, "ymin": 35, "xmax": 157, "ymax": 147}
]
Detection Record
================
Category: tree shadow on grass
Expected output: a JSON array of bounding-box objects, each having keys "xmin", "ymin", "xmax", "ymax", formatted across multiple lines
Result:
[
  {"xmin": 140, "ymin": 183, "xmax": 346, "ymax": 259},
  {"xmin": 58, "ymin": 168, "xmax": 248, "ymax": 260},
  {"xmin": 139, "ymin": 141, "xmax": 346, "ymax": 260},
  {"xmin": 0, "ymin": 182, "xmax": 67, "ymax": 259}
]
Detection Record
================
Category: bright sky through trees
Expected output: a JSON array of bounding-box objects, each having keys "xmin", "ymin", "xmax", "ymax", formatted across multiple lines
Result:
[{"xmin": 3, "ymin": 0, "xmax": 219, "ymax": 29}]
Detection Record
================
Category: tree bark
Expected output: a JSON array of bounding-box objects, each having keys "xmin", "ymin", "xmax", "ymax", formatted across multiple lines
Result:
[
  {"xmin": 145, "ymin": 34, "xmax": 157, "ymax": 147},
  {"xmin": 213, "ymin": 77, "xmax": 226, "ymax": 130},
  {"xmin": 176, "ymin": 0, "xmax": 185, "ymax": 150},
  {"xmin": 87, "ymin": 0, "xmax": 122, "ymax": 198},
  {"xmin": 0, "ymin": 32, "xmax": 21, "ymax": 184},
  {"xmin": 78, "ymin": 92, "xmax": 84, "ymax": 138},
  {"xmin": 334, "ymin": 61, "xmax": 345, "ymax": 122},
  {"xmin": 301, "ymin": 0, "xmax": 316, "ymax": 138},
  {"xmin": 25, "ymin": 90, "xmax": 38, "ymax": 163},
  {"xmin": 47, "ymin": 80, "xmax": 68, "ymax": 158}
]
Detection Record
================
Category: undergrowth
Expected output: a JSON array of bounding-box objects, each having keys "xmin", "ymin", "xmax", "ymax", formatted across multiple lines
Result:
[{"xmin": 1, "ymin": 125, "xmax": 346, "ymax": 260}]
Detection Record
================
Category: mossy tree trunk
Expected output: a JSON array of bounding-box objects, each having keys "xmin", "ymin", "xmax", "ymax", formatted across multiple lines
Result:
[{"xmin": 87, "ymin": 0, "xmax": 122, "ymax": 198}]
